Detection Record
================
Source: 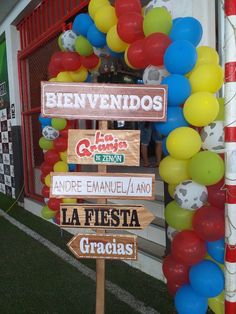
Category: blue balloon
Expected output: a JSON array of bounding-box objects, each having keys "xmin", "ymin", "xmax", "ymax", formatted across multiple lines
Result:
[
  {"xmin": 172, "ymin": 17, "xmax": 182, "ymax": 26},
  {"xmin": 85, "ymin": 73, "xmax": 92, "ymax": 82},
  {"xmin": 170, "ymin": 17, "xmax": 203, "ymax": 46},
  {"xmin": 175, "ymin": 284, "xmax": 208, "ymax": 314},
  {"xmin": 162, "ymin": 137, "xmax": 169, "ymax": 156},
  {"xmin": 87, "ymin": 23, "xmax": 106, "ymax": 48},
  {"xmin": 68, "ymin": 164, "xmax": 77, "ymax": 171},
  {"xmin": 207, "ymin": 238, "xmax": 224, "ymax": 264},
  {"xmin": 189, "ymin": 260, "xmax": 224, "ymax": 298},
  {"xmin": 154, "ymin": 106, "xmax": 189, "ymax": 136},
  {"xmin": 72, "ymin": 13, "xmax": 93, "ymax": 36},
  {"xmin": 161, "ymin": 74, "xmax": 191, "ymax": 106},
  {"xmin": 164, "ymin": 40, "xmax": 197, "ymax": 75},
  {"xmin": 38, "ymin": 114, "xmax": 51, "ymax": 126},
  {"xmin": 107, "ymin": 47, "xmax": 124, "ymax": 58}
]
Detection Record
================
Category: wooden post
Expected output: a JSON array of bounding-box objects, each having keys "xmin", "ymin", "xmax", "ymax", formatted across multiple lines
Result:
[
  {"xmin": 96, "ymin": 121, "xmax": 108, "ymax": 314},
  {"xmin": 224, "ymin": 1, "xmax": 236, "ymax": 313}
]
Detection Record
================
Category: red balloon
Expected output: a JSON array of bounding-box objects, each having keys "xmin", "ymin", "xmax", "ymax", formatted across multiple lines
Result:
[
  {"xmin": 127, "ymin": 39, "xmax": 148, "ymax": 69},
  {"xmin": 193, "ymin": 205, "xmax": 225, "ymax": 241},
  {"xmin": 115, "ymin": 0, "xmax": 142, "ymax": 17},
  {"xmin": 62, "ymin": 52, "xmax": 81, "ymax": 71},
  {"xmin": 81, "ymin": 54, "xmax": 99, "ymax": 69},
  {"xmin": 48, "ymin": 198, "xmax": 61, "ymax": 211},
  {"xmin": 53, "ymin": 137, "xmax": 68, "ymax": 152},
  {"xmin": 44, "ymin": 150, "xmax": 60, "ymax": 165},
  {"xmin": 48, "ymin": 62, "xmax": 63, "ymax": 78},
  {"xmin": 40, "ymin": 162, "xmax": 53, "ymax": 174},
  {"xmin": 162, "ymin": 255, "xmax": 189, "ymax": 285},
  {"xmin": 42, "ymin": 185, "xmax": 50, "ymax": 198},
  {"xmin": 51, "ymin": 51, "xmax": 65, "ymax": 68},
  {"xmin": 172, "ymin": 230, "xmax": 206, "ymax": 266},
  {"xmin": 59, "ymin": 129, "xmax": 69, "ymax": 138},
  {"xmin": 167, "ymin": 281, "xmax": 182, "ymax": 296},
  {"xmin": 117, "ymin": 12, "xmax": 144, "ymax": 44},
  {"xmin": 144, "ymin": 33, "xmax": 172, "ymax": 66},
  {"xmin": 207, "ymin": 178, "xmax": 225, "ymax": 210}
]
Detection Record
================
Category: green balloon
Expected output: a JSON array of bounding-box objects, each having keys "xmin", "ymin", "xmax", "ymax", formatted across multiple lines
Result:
[
  {"xmin": 165, "ymin": 200, "xmax": 195, "ymax": 230},
  {"xmin": 51, "ymin": 118, "xmax": 67, "ymax": 130},
  {"xmin": 143, "ymin": 7, "xmax": 172, "ymax": 36},
  {"xmin": 188, "ymin": 151, "xmax": 225, "ymax": 186},
  {"xmin": 75, "ymin": 35, "xmax": 93, "ymax": 56},
  {"xmin": 215, "ymin": 98, "xmax": 224, "ymax": 121},
  {"xmin": 41, "ymin": 206, "xmax": 56, "ymax": 220},
  {"xmin": 39, "ymin": 137, "xmax": 54, "ymax": 150}
]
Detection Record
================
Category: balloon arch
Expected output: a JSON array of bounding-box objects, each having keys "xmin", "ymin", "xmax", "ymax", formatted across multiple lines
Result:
[{"xmin": 38, "ymin": 1, "xmax": 228, "ymax": 313}]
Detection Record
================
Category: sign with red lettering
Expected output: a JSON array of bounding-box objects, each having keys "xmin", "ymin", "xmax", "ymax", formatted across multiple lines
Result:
[
  {"xmin": 67, "ymin": 233, "xmax": 137, "ymax": 260},
  {"xmin": 60, "ymin": 204, "xmax": 155, "ymax": 229},
  {"xmin": 50, "ymin": 172, "xmax": 155, "ymax": 200},
  {"xmin": 68, "ymin": 129, "xmax": 140, "ymax": 166},
  {"xmin": 41, "ymin": 82, "xmax": 167, "ymax": 121}
]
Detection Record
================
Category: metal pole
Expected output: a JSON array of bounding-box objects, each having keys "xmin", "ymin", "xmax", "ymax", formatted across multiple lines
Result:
[{"xmin": 224, "ymin": 1, "xmax": 236, "ymax": 313}]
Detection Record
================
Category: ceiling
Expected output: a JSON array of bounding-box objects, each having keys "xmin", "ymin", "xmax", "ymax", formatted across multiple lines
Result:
[{"xmin": 0, "ymin": 0, "xmax": 19, "ymax": 26}]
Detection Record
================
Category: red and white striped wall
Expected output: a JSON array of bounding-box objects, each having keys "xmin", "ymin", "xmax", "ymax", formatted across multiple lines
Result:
[{"xmin": 225, "ymin": 0, "xmax": 236, "ymax": 313}]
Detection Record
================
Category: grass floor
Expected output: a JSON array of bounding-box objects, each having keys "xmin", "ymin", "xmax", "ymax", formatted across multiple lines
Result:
[{"xmin": 0, "ymin": 193, "xmax": 175, "ymax": 314}]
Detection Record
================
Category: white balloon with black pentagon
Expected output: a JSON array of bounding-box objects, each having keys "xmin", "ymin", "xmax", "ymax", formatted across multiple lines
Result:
[
  {"xmin": 174, "ymin": 180, "xmax": 208, "ymax": 210},
  {"xmin": 42, "ymin": 126, "xmax": 59, "ymax": 140},
  {"xmin": 60, "ymin": 30, "xmax": 77, "ymax": 51},
  {"xmin": 167, "ymin": 226, "xmax": 179, "ymax": 242},
  {"xmin": 93, "ymin": 46, "xmax": 110, "ymax": 58},
  {"xmin": 144, "ymin": 0, "xmax": 172, "ymax": 15},
  {"xmin": 143, "ymin": 65, "xmax": 169, "ymax": 85},
  {"xmin": 200, "ymin": 121, "xmax": 224, "ymax": 151}
]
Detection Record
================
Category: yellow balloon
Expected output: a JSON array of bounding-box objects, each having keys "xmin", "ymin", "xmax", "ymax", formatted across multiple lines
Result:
[
  {"xmin": 106, "ymin": 25, "xmax": 128, "ymax": 53},
  {"xmin": 49, "ymin": 77, "xmax": 57, "ymax": 82},
  {"xmin": 62, "ymin": 198, "xmax": 77, "ymax": 203},
  {"xmin": 197, "ymin": 46, "xmax": 219, "ymax": 65},
  {"xmin": 215, "ymin": 98, "xmax": 224, "ymax": 121},
  {"xmin": 56, "ymin": 71, "xmax": 73, "ymax": 82},
  {"xmin": 166, "ymin": 127, "xmax": 202, "ymax": 160},
  {"xmin": 189, "ymin": 63, "xmax": 224, "ymax": 93},
  {"xmin": 59, "ymin": 151, "xmax": 67, "ymax": 163},
  {"xmin": 168, "ymin": 184, "xmax": 177, "ymax": 198},
  {"xmin": 69, "ymin": 66, "xmax": 88, "ymax": 82},
  {"xmin": 183, "ymin": 92, "xmax": 219, "ymax": 127},
  {"xmin": 159, "ymin": 156, "xmax": 190, "ymax": 185},
  {"xmin": 88, "ymin": 0, "xmax": 109, "ymax": 19},
  {"xmin": 53, "ymin": 161, "xmax": 68, "ymax": 172},
  {"xmin": 94, "ymin": 5, "xmax": 118, "ymax": 33},
  {"xmin": 45, "ymin": 174, "xmax": 51, "ymax": 187},
  {"xmin": 208, "ymin": 291, "xmax": 224, "ymax": 314}
]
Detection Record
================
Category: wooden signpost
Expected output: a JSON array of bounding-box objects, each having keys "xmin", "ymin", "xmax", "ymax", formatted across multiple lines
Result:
[
  {"xmin": 67, "ymin": 234, "xmax": 137, "ymax": 260},
  {"xmin": 50, "ymin": 172, "xmax": 155, "ymax": 200},
  {"xmin": 67, "ymin": 129, "xmax": 140, "ymax": 166},
  {"xmin": 60, "ymin": 204, "xmax": 155, "ymax": 229},
  {"xmin": 41, "ymin": 81, "xmax": 167, "ymax": 314}
]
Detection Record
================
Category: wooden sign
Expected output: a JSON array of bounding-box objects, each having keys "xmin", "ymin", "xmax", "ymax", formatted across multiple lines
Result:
[
  {"xmin": 41, "ymin": 82, "xmax": 167, "ymax": 121},
  {"xmin": 60, "ymin": 204, "xmax": 155, "ymax": 229},
  {"xmin": 50, "ymin": 172, "xmax": 155, "ymax": 200},
  {"xmin": 67, "ymin": 233, "xmax": 137, "ymax": 260},
  {"xmin": 67, "ymin": 129, "xmax": 140, "ymax": 166}
]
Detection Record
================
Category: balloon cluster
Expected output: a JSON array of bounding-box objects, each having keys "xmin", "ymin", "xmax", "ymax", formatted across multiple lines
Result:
[{"xmin": 38, "ymin": 115, "xmax": 77, "ymax": 224}]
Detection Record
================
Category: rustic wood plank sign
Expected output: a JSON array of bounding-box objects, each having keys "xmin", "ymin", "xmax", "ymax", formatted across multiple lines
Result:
[
  {"xmin": 67, "ymin": 129, "xmax": 140, "ymax": 166},
  {"xmin": 50, "ymin": 172, "xmax": 155, "ymax": 200},
  {"xmin": 67, "ymin": 233, "xmax": 137, "ymax": 260},
  {"xmin": 41, "ymin": 82, "xmax": 167, "ymax": 121},
  {"xmin": 60, "ymin": 204, "xmax": 155, "ymax": 229}
]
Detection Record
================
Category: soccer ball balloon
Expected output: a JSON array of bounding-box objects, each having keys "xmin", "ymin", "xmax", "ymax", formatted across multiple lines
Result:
[
  {"xmin": 174, "ymin": 180, "xmax": 208, "ymax": 210},
  {"xmin": 144, "ymin": 0, "xmax": 172, "ymax": 16},
  {"xmin": 200, "ymin": 121, "xmax": 224, "ymax": 151},
  {"xmin": 60, "ymin": 30, "xmax": 77, "ymax": 51},
  {"xmin": 143, "ymin": 65, "xmax": 169, "ymax": 85},
  {"xmin": 42, "ymin": 126, "xmax": 59, "ymax": 140}
]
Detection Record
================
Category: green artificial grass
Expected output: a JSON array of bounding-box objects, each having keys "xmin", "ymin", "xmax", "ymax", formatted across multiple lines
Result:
[{"xmin": 0, "ymin": 192, "xmax": 176, "ymax": 313}]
